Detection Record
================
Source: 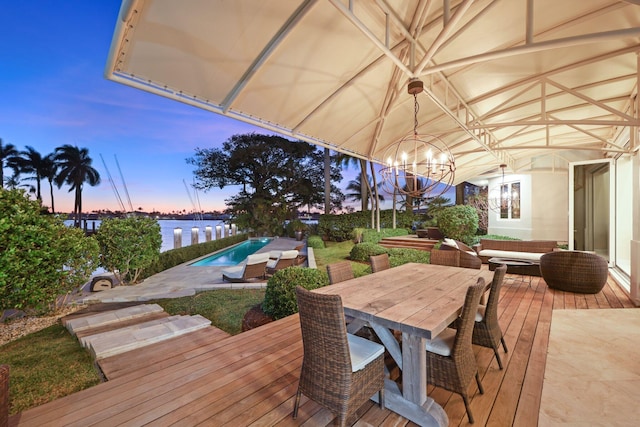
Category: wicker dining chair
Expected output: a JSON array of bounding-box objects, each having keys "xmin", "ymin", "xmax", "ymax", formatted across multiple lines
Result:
[
  {"xmin": 426, "ymin": 278, "xmax": 486, "ymax": 424},
  {"xmin": 463, "ymin": 264, "xmax": 508, "ymax": 369},
  {"xmin": 430, "ymin": 248, "xmax": 460, "ymax": 267},
  {"xmin": 1, "ymin": 364, "xmax": 9, "ymax": 427},
  {"xmin": 475, "ymin": 265, "xmax": 508, "ymax": 369},
  {"xmin": 369, "ymin": 254, "xmax": 390, "ymax": 273},
  {"xmin": 327, "ymin": 261, "xmax": 354, "ymax": 285},
  {"xmin": 293, "ymin": 286, "xmax": 385, "ymax": 426}
]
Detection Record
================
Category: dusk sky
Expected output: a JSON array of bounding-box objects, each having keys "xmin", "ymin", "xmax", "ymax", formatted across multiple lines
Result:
[{"xmin": 0, "ymin": 1, "xmax": 309, "ymax": 214}]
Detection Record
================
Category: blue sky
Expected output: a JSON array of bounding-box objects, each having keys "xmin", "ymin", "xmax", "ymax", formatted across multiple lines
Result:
[{"xmin": 0, "ymin": 1, "xmax": 277, "ymax": 213}]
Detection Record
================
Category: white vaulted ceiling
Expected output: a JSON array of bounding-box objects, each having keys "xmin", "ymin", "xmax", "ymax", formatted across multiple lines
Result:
[{"xmin": 105, "ymin": 0, "xmax": 640, "ymax": 183}]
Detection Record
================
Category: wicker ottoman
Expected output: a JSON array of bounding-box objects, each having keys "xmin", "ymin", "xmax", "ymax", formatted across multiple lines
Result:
[{"xmin": 539, "ymin": 251, "xmax": 608, "ymax": 294}]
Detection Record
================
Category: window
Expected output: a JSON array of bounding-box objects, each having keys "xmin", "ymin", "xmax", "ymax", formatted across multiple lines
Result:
[{"xmin": 500, "ymin": 182, "xmax": 520, "ymax": 219}]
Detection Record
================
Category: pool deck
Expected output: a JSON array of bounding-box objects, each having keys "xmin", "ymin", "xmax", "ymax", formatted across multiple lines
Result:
[{"xmin": 79, "ymin": 237, "xmax": 305, "ymax": 303}]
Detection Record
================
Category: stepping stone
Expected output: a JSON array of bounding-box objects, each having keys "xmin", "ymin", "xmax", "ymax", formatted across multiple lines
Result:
[
  {"xmin": 64, "ymin": 304, "xmax": 164, "ymax": 336},
  {"xmin": 86, "ymin": 315, "xmax": 212, "ymax": 359}
]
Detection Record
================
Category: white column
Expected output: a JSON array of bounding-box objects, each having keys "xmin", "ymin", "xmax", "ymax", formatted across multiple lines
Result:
[
  {"xmin": 173, "ymin": 227, "xmax": 182, "ymax": 249},
  {"xmin": 191, "ymin": 227, "xmax": 199, "ymax": 245}
]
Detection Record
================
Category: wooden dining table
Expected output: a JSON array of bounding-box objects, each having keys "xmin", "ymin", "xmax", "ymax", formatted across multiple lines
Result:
[{"xmin": 314, "ymin": 262, "xmax": 493, "ymax": 427}]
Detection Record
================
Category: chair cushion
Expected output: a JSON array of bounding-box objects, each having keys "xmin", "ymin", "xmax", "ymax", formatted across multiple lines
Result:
[
  {"xmin": 246, "ymin": 252, "xmax": 270, "ymax": 265},
  {"xmin": 266, "ymin": 259, "xmax": 277, "ymax": 269},
  {"xmin": 221, "ymin": 265, "xmax": 244, "ymax": 279},
  {"xmin": 443, "ymin": 238, "xmax": 459, "ymax": 249},
  {"xmin": 476, "ymin": 306, "xmax": 486, "ymax": 322},
  {"xmin": 347, "ymin": 333, "xmax": 384, "ymax": 372},
  {"xmin": 425, "ymin": 328, "xmax": 456, "ymax": 356},
  {"xmin": 268, "ymin": 250, "xmax": 282, "ymax": 259},
  {"xmin": 279, "ymin": 250, "xmax": 299, "ymax": 260}
]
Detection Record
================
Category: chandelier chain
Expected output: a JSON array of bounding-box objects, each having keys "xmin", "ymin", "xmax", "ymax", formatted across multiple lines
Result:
[{"xmin": 413, "ymin": 93, "xmax": 419, "ymax": 136}]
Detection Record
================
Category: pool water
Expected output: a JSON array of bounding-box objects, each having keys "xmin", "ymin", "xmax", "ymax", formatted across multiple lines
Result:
[{"xmin": 190, "ymin": 238, "xmax": 272, "ymax": 266}]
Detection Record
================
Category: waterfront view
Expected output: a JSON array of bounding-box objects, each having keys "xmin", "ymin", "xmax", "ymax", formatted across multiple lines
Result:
[{"xmin": 66, "ymin": 219, "xmax": 227, "ymax": 253}]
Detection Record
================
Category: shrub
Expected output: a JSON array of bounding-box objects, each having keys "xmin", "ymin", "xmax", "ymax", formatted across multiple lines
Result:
[
  {"xmin": 387, "ymin": 248, "xmax": 430, "ymax": 266},
  {"xmin": 262, "ymin": 267, "xmax": 329, "ymax": 320},
  {"xmin": 0, "ymin": 189, "xmax": 99, "ymax": 313},
  {"xmin": 95, "ymin": 217, "xmax": 162, "ymax": 284},
  {"xmin": 141, "ymin": 234, "xmax": 247, "ymax": 278},
  {"xmin": 349, "ymin": 243, "xmax": 388, "ymax": 262},
  {"xmin": 437, "ymin": 205, "xmax": 479, "ymax": 244},
  {"xmin": 306, "ymin": 235, "xmax": 325, "ymax": 249}
]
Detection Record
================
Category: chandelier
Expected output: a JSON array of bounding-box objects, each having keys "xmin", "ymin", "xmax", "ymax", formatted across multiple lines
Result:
[
  {"xmin": 488, "ymin": 164, "xmax": 519, "ymax": 212},
  {"xmin": 380, "ymin": 79, "xmax": 455, "ymax": 198}
]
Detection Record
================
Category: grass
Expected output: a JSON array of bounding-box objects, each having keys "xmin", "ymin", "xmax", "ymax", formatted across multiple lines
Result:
[
  {"xmin": 312, "ymin": 240, "xmax": 370, "ymax": 276},
  {"xmin": 153, "ymin": 288, "xmax": 266, "ymax": 335},
  {"xmin": 1, "ymin": 324, "xmax": 102, "ymax": 414}
]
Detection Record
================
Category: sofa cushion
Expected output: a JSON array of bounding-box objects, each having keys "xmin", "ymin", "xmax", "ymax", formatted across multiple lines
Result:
[
  {"xmin": 478, "ymin": 249, "xmax": 543, "ymax": 262},
  {"xmin": 478, "ymin": 239, "xmax": 556, "ymax": 254}
]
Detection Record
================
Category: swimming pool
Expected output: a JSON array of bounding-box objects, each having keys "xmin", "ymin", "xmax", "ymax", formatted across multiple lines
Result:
[{"xmin": 190, "ymin": 238, "xmax": 272, "ymax": 266}]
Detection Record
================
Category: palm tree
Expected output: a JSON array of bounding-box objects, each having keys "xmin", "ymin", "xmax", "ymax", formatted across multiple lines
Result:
[
  {"xmin": 40, "ymin": 153, "xmax": 59, "ymax": 213},
  {"xmin": 13, "ymin": 146, "xmax": 45, "ymax": 201},
  {"xmin": 55, "ymin": 145, "xmax": 101, "ymax": 226},
  {"xmin": 0, "ymin": 138, "xmax": 19, "ymax": 189},
  {"xmin": 336, "ymin": 153, "xmax": 370, "ymax": 211},
  {"xmin": 345, "ymin": 174, "xmax": 385, "ymax": 210}
]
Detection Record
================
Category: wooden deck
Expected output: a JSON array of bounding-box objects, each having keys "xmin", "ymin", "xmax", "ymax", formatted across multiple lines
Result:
[{"xmin": 9, "ymin": 271, "xmax": 635, "ymax": 426}]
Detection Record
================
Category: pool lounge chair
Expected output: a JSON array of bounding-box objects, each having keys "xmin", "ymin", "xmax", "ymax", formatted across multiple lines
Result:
[
  {"xmin": 265, "ymin": 250, "xmax": 299, "ymax": 275},
  {"xmin": 222, "ymin": 252, "xmax": 270, "ymax": 282}
]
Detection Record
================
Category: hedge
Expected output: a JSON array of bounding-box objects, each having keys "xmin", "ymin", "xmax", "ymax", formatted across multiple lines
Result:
[{"xmin": 318, "ymin": 210, "xmax": 417, "ymax": 242}]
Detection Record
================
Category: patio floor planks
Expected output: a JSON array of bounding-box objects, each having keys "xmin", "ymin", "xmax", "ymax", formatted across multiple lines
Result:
[{"xmin": 9, "ymin": 272, "xmax": 635, "ymax": 427}]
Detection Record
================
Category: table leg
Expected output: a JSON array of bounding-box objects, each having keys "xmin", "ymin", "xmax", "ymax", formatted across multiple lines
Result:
[
  {"xmin": 402, "ymin": 333, "xmax": 427, "ymax": 405},
  {"xmin": 356, "ymin": 322, "xmax": 449, "ymax": 426}
]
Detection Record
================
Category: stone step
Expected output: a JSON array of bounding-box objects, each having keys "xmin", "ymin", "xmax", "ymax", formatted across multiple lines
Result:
[
  {"xmin": 63, "ymin": 303, "xmax": 165, "ymax": 336},
  {"xmin": 74, "ymin": 312, "xmax": 171, "ymax": 341},
  {"xmin": 78, "ymin": 315, "xmax": 182, "ymax": 348},
  {"xmin": 86, "ymin": 315, "xmax": 212, "ymax": 360}
]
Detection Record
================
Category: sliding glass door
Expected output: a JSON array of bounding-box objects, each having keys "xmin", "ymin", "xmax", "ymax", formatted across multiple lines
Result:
[{"xmin": 569, "ymin": 160, "xmax": 613, "ymax": 262}]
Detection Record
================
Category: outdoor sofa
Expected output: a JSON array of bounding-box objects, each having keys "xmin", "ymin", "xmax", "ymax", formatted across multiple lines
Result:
[{"xmin": 472, "ymin": 239, "xmax": 557, "ymax": 264}]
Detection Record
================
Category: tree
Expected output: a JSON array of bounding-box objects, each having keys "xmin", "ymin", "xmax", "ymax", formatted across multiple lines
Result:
[
  {"xmin": 336, "ymin": 153, "xmax": 370, "ymax": 211},
  {"xmin": 345, "ymin": 174, "xmax": 385, "ymax": 209},
  {"xmin": 40, "ymin": 153, "xmax": 59, "ymax": 213},
  {"xmin": 55, "ymin": 145, "xmax": 101, "ymax": 226},
  {"xmin": 0, "ymin": 138, "xmax": 19, "ymax": 189},
  {"xmin": 0, "ymin": 189, "xmax": 99, "ymax": 314},
  {"xmin": 13, "ymin": 146, "xmax": 46, "ymax": 201},
  {"xmin": 187, "ymin": 133, "xmax": 343, "ymax": 234}
]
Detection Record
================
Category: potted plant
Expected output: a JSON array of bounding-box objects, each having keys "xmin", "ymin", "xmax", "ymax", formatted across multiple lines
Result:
[{"xmin": 288, "ymin": 219, "xmax": 307, "ymax": 241}]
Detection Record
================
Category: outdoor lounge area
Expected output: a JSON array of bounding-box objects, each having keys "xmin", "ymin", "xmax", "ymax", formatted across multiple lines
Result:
[
  {"xmin": 7, "ymin": 268, "xmax": 635, "ymax": 426},
  {"xmin": 8, "ymin": 2, "xmax": 639, "ymax": 426}
]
